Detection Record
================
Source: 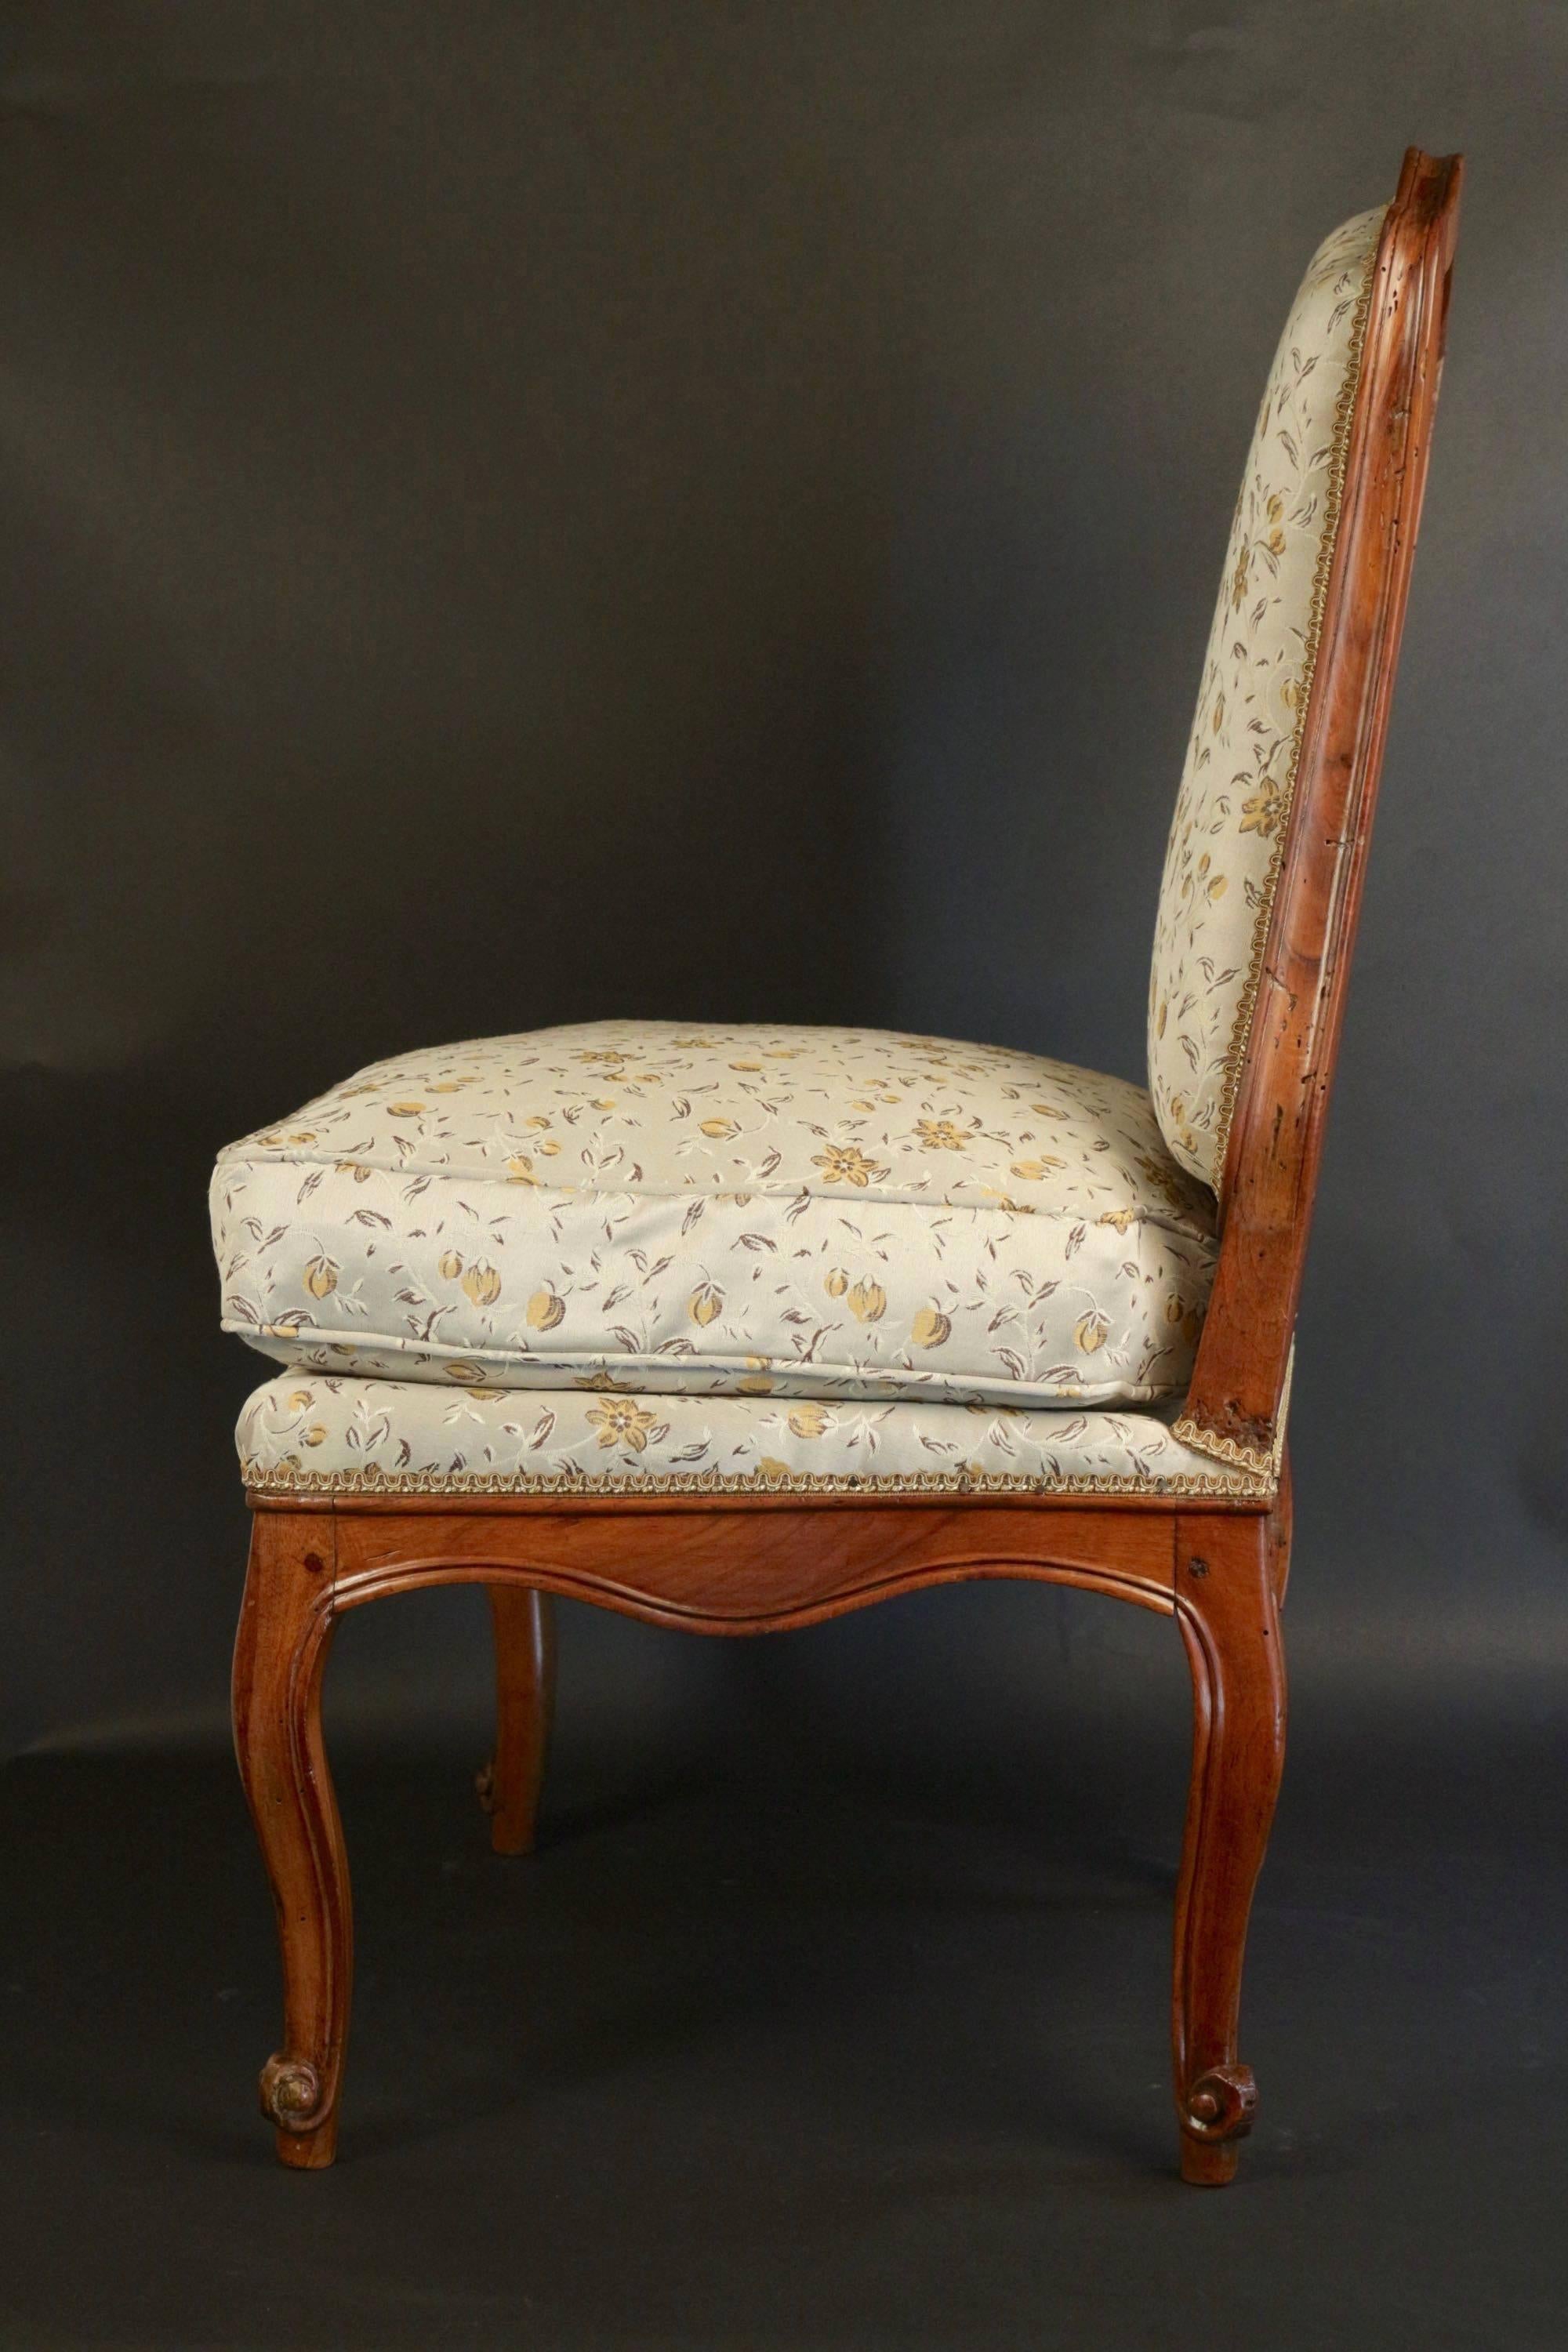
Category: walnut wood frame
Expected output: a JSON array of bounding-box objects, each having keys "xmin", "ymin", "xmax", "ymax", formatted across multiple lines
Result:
[{"xmin": 230, "ymin": 150, "xmax": 1461, "ymax": 2183}]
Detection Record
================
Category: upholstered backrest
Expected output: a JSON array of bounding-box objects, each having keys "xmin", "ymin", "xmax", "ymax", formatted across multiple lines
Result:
[{"xmin": 1147, "ymin": 205, "xmax": 1387, "ymax": 1189}]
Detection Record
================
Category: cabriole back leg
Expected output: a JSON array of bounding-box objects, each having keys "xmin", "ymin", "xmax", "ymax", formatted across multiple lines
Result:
[
  {"xmin": 1171, "ymin": 1507, "xmax": 1288, "ymax": 2186},
  {"xmin": 477, "ymin": 1585, "xmax": 557, "ymax": 1855},
  {"xmin": 231, "ymin": 1510, "xmax": 351, "ymax": 2169}
]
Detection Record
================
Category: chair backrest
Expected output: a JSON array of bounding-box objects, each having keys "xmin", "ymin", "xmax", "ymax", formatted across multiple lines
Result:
[
  {"xmin": 1148, "ymin": 204, "xmax": 1388, "ymax": 1191},
  {"xmin": 1159, "ymin": 147, "xmax": 1463, "ymax": 1474}
]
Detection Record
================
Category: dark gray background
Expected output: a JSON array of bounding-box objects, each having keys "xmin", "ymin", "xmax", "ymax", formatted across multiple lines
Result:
[{"xmin": 2, "ymin": 5, "xmax": 1566, "ymax": 2347}]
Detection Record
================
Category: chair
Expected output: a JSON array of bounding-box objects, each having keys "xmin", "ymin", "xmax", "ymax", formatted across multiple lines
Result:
[{"xmin": 218, "ymin": 148, "xmax": 1461, "ymax": 2180}]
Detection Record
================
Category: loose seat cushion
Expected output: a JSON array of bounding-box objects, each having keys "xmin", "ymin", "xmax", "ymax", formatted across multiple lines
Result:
[
  {"xmin": 212, "ymin": 1022, "xmax": 1216, "ymax": 1412},
  {"xmin": 236, "ymin": 1372, "xmax": 1266, "ymax": 1499}
]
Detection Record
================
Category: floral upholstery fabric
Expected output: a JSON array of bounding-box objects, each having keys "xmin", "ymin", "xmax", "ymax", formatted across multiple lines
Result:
[
  {"xmin": 1148, "ymin": 205, "xmax": 1385, "ymax": 1187},
  {"xmin": 237, "ymin": 1372, "xmax": 1268, "ymax": 1498},
  {"xmin": 212, "ymin": 1021, "xmax": 1216, "ymax": 1414}
]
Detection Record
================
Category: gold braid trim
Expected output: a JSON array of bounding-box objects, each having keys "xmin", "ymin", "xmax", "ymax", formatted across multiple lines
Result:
[
  {"xmin": 1173, "ymin": 1342, "xmax": 1294, "ymax": 1480},
  {"xmin": 1169, "ymin": 1420, "xmax": 1276, "ymax": 1479},
  {"xmin": 241, "ymin": 1457, "xmax": 1272, "ymax": 1503},
  {"xmin": 1210, "ymin": 224, "xmax": 1384, "ymax": 1197}
]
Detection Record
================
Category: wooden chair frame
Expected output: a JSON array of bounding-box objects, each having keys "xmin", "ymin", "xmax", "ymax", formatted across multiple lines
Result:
[{"xmin": 232, "ymin": 150, "xmax": 1461, "ymax": 2183}]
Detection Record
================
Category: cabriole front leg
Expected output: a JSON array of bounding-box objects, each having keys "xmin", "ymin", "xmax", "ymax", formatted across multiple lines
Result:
[
  {"xmin": 231, "ymin": 1511, "xmax": 351, "ymax": 2169},
  {"xmin": 1171, "ymin": 1507, "xmax": 1287, "ymax": 2186}
]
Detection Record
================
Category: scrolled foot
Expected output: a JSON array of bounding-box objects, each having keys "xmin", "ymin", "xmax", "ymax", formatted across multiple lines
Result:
[
  {"xmin": 1181, "ymin": 2062, "xmax": 1258, "ymax": 2143},
  {"xmin": 260, "ymin": 2053, "xmax": 327, "ymax": 2135}
]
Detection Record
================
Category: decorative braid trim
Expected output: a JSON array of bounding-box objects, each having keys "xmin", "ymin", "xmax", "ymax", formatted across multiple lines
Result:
[
  {"xmin": 241, "ymin": 1458, "xmax": 1272, "ymax": 1502},
  {"xmin": 1172, "ymin": 1343, "xmax": 1294, "ymax": 1481},
  {"xmin": 1210, "ymin": 225, "xmax": 1384, "ymax": 1197},
  {"xmin": 1169, "ymin": 1419, "xmax": 1276, "ymax": 1479}
]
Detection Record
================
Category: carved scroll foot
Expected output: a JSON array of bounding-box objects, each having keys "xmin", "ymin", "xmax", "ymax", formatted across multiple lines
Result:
[
  {"xmin": 1171, "ymin": 1512, "xmax": 1287, "ymax": 2187},
  {"xmin": 1179, "ymin": 2063, "xmax": 1257, "ymax": 2183},
  {"xmin": 482, "ymin": 1586, "xmax": 556, "ymax": 1856},
  {"xmin": 258, "ymin": 2053, "xmax": 337, "ymax": 2165}
]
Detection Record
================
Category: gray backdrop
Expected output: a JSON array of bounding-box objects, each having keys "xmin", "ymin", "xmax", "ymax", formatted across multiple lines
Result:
[{"xmin": 3, "ymin": 0, "xmax": 1564, "ymax": 1765}]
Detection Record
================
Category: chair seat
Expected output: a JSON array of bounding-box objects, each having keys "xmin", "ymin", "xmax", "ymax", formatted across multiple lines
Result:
[
  {"xmin": 212, "ymin": 1021, "xmax": 1216, "ymax": 1413},
  {"xmin": 237, "ymin": 1372, "xmax": 1264, "ymax": 1497}
]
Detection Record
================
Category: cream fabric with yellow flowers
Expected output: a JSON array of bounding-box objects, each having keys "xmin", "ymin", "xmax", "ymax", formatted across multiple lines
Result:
[
  {"xmin": 236, "ymin": 1372, "xmax": 1267, "ymax": 1498},
  {"xmin": 212, "ymin": 1021, "xmax": 1216, "ymax": 1413},
  {"xmin": 1148, "ymin": 204, "xmax": 1385, "ymax": 1188}
]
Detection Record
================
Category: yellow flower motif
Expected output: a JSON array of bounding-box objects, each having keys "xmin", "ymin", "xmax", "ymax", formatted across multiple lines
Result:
[
  {"xmin": 848, "ymin": 1279, "xmax": 886, "ymax": 1323},
  {"xmin": 385, "ymin": 1101, "xmax": 425, "ymax": 1116},
  {"xmin": 757, "ymin": 1457, "xmax": 792, "ymax": 1480},
  {"xmin": 728, "ymin": 1060, "xmax": 763, "ymax": 1071},
  {"xmin": 334, "ymin": 1160, "xmax": 373, "ymax": 1183},
  {"xmin": 445, "ymin": 1361, "xmax": 489, "ymax": 1385},
  {"xmin": 689, "ymin": 1283, "xmax": 723, "ymax": 1327},
  {"xmin": 461, "ymin": 1262, "xmax": 501, "ymax": 1308},
  {"xmin": 437, "ymin": 1248, "xmax": 464, "ymax": 1280},
  {"xmin": 1074, "ymin": 1310, "xmax": 1109, "ymax": 1354},
  {"xmin": 824, "ymin": 1268, "xmax": 849, "ymax": 1298},
  {"xmin": 916, "ymin": 1119, "xmax": 967, "ymax": 1152},
  {"xmin": 911, "ymin": 1307, "xmax": 951, "ymax": 1348},
  {"xmin": 588, "ymin": 1397, "xmax": 659, "ymax": 1452},
  {"xmin": 786, "ymin": 1403, "xmax": 832, "ymax": 1439},
  {"xmin": 736, "ymin": 1374, "xmax": 774, "ymax": 1395},
  {"xmin": 699, "ymin": 1117, "xmax": 739, "ymax": 1139},
  {"xmin": 1240, "ymin": 778, "xmax": 1286, "ymax": 837},
  {"xmin": 303, "ymin": 1254, "xmax": 338, "ymax": 1299},
  {"xmin": 811, "ymin": 1142, "xmax": 886, "ymax": 1188},
  {"xmin": 302, "ymin": 1424, "xmax": 327, "ymax": 1447},
  {"xmin": 526, "ymin": 1289, "xmax": 566, "ymax": 1331},
  {"xmin": 1098, "ymin": 1208, "xmax": 1137, "ymax": 1234},
  {"xmin": 1009, "ymin": 1157, "xmax": 1065, "ymax": 1181},
  {"xmin": 506, "ymin": 1154, "xmax": 539, "ymax": 1185},
  {"xmin": 1136, "ymin": 1152, "xmax": 1196, "ymax": 1209}
]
